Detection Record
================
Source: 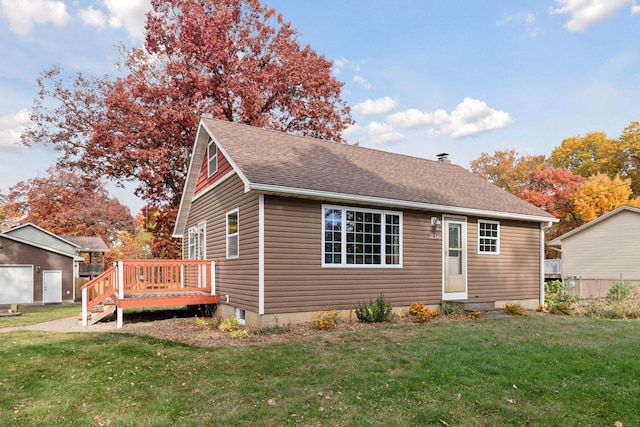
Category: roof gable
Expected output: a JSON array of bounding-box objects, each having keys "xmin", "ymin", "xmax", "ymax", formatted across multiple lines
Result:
[
  {"xmin": 0, "ymin": 233, "xmax": 84, "ymax": 261},
  {"xmin": 174, "ymin": 118, "xmax": 555, "ymax": 237},
  {"xmin": 549, "ymin": 205, "xmax": 640, "ymax": 245}
]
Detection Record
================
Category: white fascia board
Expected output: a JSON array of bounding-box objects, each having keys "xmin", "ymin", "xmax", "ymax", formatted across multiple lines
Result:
[
  {"xmin": 173, "ymin": 122, "xmax": 211, "ymax": 238},
  {"xmin": 0, "ymin": 234, "xmax": 84, "ymax": 260},
  {"xmin": 248, "ymin": 183, "xmax": 558, "ymax": 224}
]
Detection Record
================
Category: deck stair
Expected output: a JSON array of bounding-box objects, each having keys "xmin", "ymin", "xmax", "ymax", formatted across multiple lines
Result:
[
  {"xmin": 78, "ymin": 303, "xmax": 116, "ymax": 326},
  {"xmin": 443, "ymin": 299, "xmax": 506, "ymax": 318}
]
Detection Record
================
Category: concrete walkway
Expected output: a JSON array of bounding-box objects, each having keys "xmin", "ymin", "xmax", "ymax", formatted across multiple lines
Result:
[{"xmin": 0, "ymin": 316, "xmax": 120, "ymax": 333}]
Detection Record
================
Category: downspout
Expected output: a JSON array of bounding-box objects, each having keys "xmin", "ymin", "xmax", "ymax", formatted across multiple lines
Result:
[{"xmin": 540, "ymin": 221, "xmax": 553, "ymax": 306}]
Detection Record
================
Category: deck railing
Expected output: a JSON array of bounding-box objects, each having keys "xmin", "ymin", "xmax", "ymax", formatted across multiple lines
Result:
[{"xmin": 80, "ymin": 259, "xmax": 215, "ymax": 326}]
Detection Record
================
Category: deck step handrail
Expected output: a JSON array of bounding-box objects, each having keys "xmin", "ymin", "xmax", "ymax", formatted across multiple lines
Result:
[
  {"xmin": 80, "ymin": 265, "xmax": 118, "ymax": 326},
  {"xmin": 81, "ymin": 259, "xmax": 216, "ymax": 327}
]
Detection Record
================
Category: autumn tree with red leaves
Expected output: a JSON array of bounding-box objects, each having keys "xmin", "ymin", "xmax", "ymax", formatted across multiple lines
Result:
[
  {"xmin": 6, "ymin": 167, "xmax": 136, "ymax": 246},
  {"xmin": 23, "ymin": 0, "xmax": 353, "ymax": 258},
  {"xmin": 516, "ymin": 167, "xmax": 586, "ymax": 256}
]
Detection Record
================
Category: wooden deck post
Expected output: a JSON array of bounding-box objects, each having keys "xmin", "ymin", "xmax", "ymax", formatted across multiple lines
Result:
[
  {"xmin": 81, "ymin": 287, "xmax": 88, "ymax": 327},
  {"xmin": 211, "ymin": 261, "xmax": 216, "ymax": 295},
  {"xmin": 117, "ymin": 260, "xmax": 124, "ymax": 329}
]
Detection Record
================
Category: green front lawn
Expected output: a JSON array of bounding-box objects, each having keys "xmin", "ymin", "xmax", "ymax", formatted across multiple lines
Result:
[
  {"xmin": 1, "ymin": 315, "xmax": 638, "ymax": 426},
  {"xmin": 0, "ymin": 304, "xmax": 80, "ymax": 328}
]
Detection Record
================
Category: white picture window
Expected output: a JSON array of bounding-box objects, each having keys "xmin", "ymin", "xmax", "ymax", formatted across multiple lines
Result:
[
  {"xmin": 478, "ymin": 220, "xmax": 499, "ymax": 254},
  {"xmin": 323, "ymin": 205, "xmax": 402, "ymax": 267},
  {"xmin": 226, "ymin": 209, "xmax": 239, "ymax": 259},
  {"xmin": 187, "ymin": 221, "xmax": 206, "ymax": 259},
  {"xmin": 207, "ymin": 140, "xmax": 218, "ymax": 177}
]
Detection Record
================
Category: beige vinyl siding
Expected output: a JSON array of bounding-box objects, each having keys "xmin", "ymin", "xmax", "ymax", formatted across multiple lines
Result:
[
  {"xmin": 467, "ymin": 218, "xmax": 540, "ymax": 300},
  {"xmin": 186, "ymin": 174, "xmax": 260, "ymax": 312},
  {"xmin": 263, "ymin": 196, "xmax": 442, "ymax": 314},
  {"xmin": 562, "ymin": 210, "xmax": 640, "ymax": 280}
]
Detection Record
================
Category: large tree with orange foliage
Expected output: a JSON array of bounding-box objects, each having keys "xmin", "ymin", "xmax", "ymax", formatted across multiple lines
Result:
[
  {"xmin": 23, "ymin": 0, "xmax": 352, "ymax": 258},
  {"xmin": 516, "ymin": 167, "xmax": 586, "ymax": 255},
  {"xmin": 6, "ymin": 167, "xmax": 136, "ymax": 246},
  {"xmin": 469, "ymin": 149, "xmax": 546, "ymax": 193}
]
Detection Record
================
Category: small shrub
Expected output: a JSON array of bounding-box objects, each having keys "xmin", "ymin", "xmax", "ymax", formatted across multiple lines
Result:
[
  {"xmin": 536, "ymin": 304, "xmax": 545, "ymax": 313},
  {"xmin": 467, "ymin": 310, "xmax": 483, "ymax": 320},
  {"xmin": 218, "ymin": 318, "xmax": 240, "ymax": 332},
  {"xmin": 228, "ymin": 329, "xmax": 249, "ymax": 339},
  {"xmin": 355, "ymin": 294, "xmax": 394, "ymax": 323},
  {"xmin": 548, "ymin": 301, "xmax": 575, "ymax": 315},
  {"xmin": 606, "ymin": 277, "xmax": 634, "ymax": 303},
  {"xmin": 545, "ymin": 279, "xmax": 564, "ymax": 308},
  {"xmin": 310, "ymin": 309, "xmax": 341, "ymax": 330},
  {"xmin": 441, "ymin": 301, "xmax": 462, "ymax": 316},
  {"xmin": 408, "ymin": 302, "xmax": 438, "ymax": 323},
  {"xmin": 194, "ymin": 316, "xmax": 209, "ymax": 327},
  {"xmin": 504, "ymin": 303, "xmax": 528, "ymax": 316},
  {"xmin": 253, "ymin": 324, "xmax": 291, "ymax": 336}
]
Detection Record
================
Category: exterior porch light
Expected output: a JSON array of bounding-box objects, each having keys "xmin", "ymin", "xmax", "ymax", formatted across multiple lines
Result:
[{"xmin": 431, "ymin": 217, "xmax": 442, "ymax": 232}]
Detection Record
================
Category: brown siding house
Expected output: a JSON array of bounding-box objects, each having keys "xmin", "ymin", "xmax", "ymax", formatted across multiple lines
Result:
[{"xmin": 173, "ymin": 118, "xmax": 557, "ymax": 326}]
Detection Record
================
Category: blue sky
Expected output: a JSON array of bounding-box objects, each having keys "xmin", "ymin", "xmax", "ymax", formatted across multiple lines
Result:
[{"xmin": 2, "ymin": 0, "xmax": 640, "ymax": 214}]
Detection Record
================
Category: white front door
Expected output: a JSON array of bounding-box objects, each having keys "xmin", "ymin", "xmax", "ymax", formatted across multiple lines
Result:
[
  {"xmin": 443, "ymin": 216, "xmax": 467, "ymax": 300},
  {"xmin": 43, "ymin": 270, "xmax": 62, "ymax": 303}
]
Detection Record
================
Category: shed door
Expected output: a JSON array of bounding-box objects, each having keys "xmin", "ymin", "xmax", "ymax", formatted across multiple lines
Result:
[
  {"xmin": 0, "ymin": 266, "xmax": 34, "ymax": 304},
  {"xmin": 443, "ymin": 217, "xmax": 467, "ymax": 300},
  {"xmin": 43, "ymin": 270, "xmax": 63, "ymax": 303}
]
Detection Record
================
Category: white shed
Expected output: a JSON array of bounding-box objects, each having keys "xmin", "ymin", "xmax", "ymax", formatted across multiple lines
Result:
[{"xmin": 548, "ymin": 205, "xmax": 640, "ymax": 298}]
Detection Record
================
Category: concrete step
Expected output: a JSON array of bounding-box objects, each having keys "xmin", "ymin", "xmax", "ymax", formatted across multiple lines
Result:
[{"xmin": 444, "ymin": 299, "xmax": 497, "ymax": 311}]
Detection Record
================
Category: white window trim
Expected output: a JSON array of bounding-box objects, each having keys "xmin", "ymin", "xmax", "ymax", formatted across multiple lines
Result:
[
  {"xmin": 478, "ymin": 219, "xmax": 500, "ymax": 255},
  {"xmin": 207, "ymin": 140, "xmax": 218, "ymax": 177},
  {"xmin": 187, "ymin": 221, "xmax": 206, "ymax": 259},
  {"xmin": 226, "ymin": 208, "xmax": 239, "ymax": 259},
  {"xmin": 322, "ymin": 204, "xmax": 403, "ymax": 268},
  {"xmin": 235, "ymin": 307, "xmax": 246, "ymax": 325}
]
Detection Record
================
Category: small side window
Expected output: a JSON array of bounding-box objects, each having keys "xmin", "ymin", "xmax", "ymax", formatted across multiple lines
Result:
[
  {"xmin": 226, "ymin": 209, "xmax": 239, "ymax": 259},
  {"xmin": 478, "ymin": 220, "xmax": 499, "ymax": 254}
]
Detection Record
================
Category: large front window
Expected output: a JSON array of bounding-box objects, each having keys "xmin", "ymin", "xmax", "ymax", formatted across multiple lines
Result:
[{"xmin": 323, "ymin": 205, "xmax": 402, "ymax": 267}]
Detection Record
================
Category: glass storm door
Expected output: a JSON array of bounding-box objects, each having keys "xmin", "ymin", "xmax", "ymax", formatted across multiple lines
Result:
[{"xmin": 443, "ymin": 217, "xmax": 467, "ymax": 299}]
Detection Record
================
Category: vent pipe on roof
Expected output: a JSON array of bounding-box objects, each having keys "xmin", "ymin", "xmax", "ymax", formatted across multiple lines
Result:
[{"xmin": 436, "ymin": 153, "xmax": 451, "ymax": 163}]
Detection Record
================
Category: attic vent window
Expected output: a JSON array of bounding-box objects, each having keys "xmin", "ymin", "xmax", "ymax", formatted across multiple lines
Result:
[{"xmin": 207, "ymin": 140, "xmax": 218, "ymax": 177}]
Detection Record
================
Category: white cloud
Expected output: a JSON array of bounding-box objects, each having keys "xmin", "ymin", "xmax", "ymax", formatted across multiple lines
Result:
[
  {"xmin": 549, "ymin": 0, "xmax": 635, "ymax": 31},
  {"xmin": 387, "ymin": 108, "xmax": 436, "ymax": 128},
  {"xmin": 0, "ymin": 109, "xmax": 31, "ymax": 150},
  {"xmin": 0, "ymin": 0, "xmax": 69, "ymax": 36},
  {"xmin": 633, "ymin": 4, "xmax": 640, "ymax": 13},
  {"xmin": 83, "ymin": 0, "xmax": 151, "ymax": 39},
  {"xmin": 353, "ymin": 75, "xmax": 373, "ymax": 90},
  {"xmin": 429, "ymin": 97, "xmax": 513, "ymax": 139},
  {"xmin": 366, "ymin": 121, "xmax": 404, "ymax": 145},
  {"xmin": 333, "ymin": 57, "xmax": 360, "ymax": 75},
  {"xmin": 79, "ymin": 6, "xmax": 107, "ymax": 28},
  {"xmin": 496, "ymin": 11, "xmax": 540, "ymax": 39},
  {"xmin": 353, "ymin": 97, "xmax": 398, "ymax": 115}
]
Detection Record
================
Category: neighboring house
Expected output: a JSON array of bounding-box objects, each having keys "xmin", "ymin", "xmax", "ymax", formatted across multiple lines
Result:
[
  {"xmin": 548, "ymin": 205, "xmax": 640, "ymax": 298},
  {"xmin": 0, "ymin": 231, "xmax": 83, "ymax": 305},
  {"xmin": 59, "ymin": 235, "xmax": 109, "ymax": 278},
  {"xmin": 173, "ymin": 118, "xmax": 557, "ymax": 327}
]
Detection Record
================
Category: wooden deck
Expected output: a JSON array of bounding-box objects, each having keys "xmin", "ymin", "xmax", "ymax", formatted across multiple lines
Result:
[{"xmin": 80, "ymin": 260, "xmax": 218, "ymax": 327}]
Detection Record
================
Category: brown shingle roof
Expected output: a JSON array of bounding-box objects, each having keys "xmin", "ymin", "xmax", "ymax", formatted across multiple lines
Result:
[
  {"xmin": 202, "ymin": 118, "xmax": 554, "ymax": 220},
  {"xmin": 174, "ymin": 118, "xmax": 555, "ymax": 237}
]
